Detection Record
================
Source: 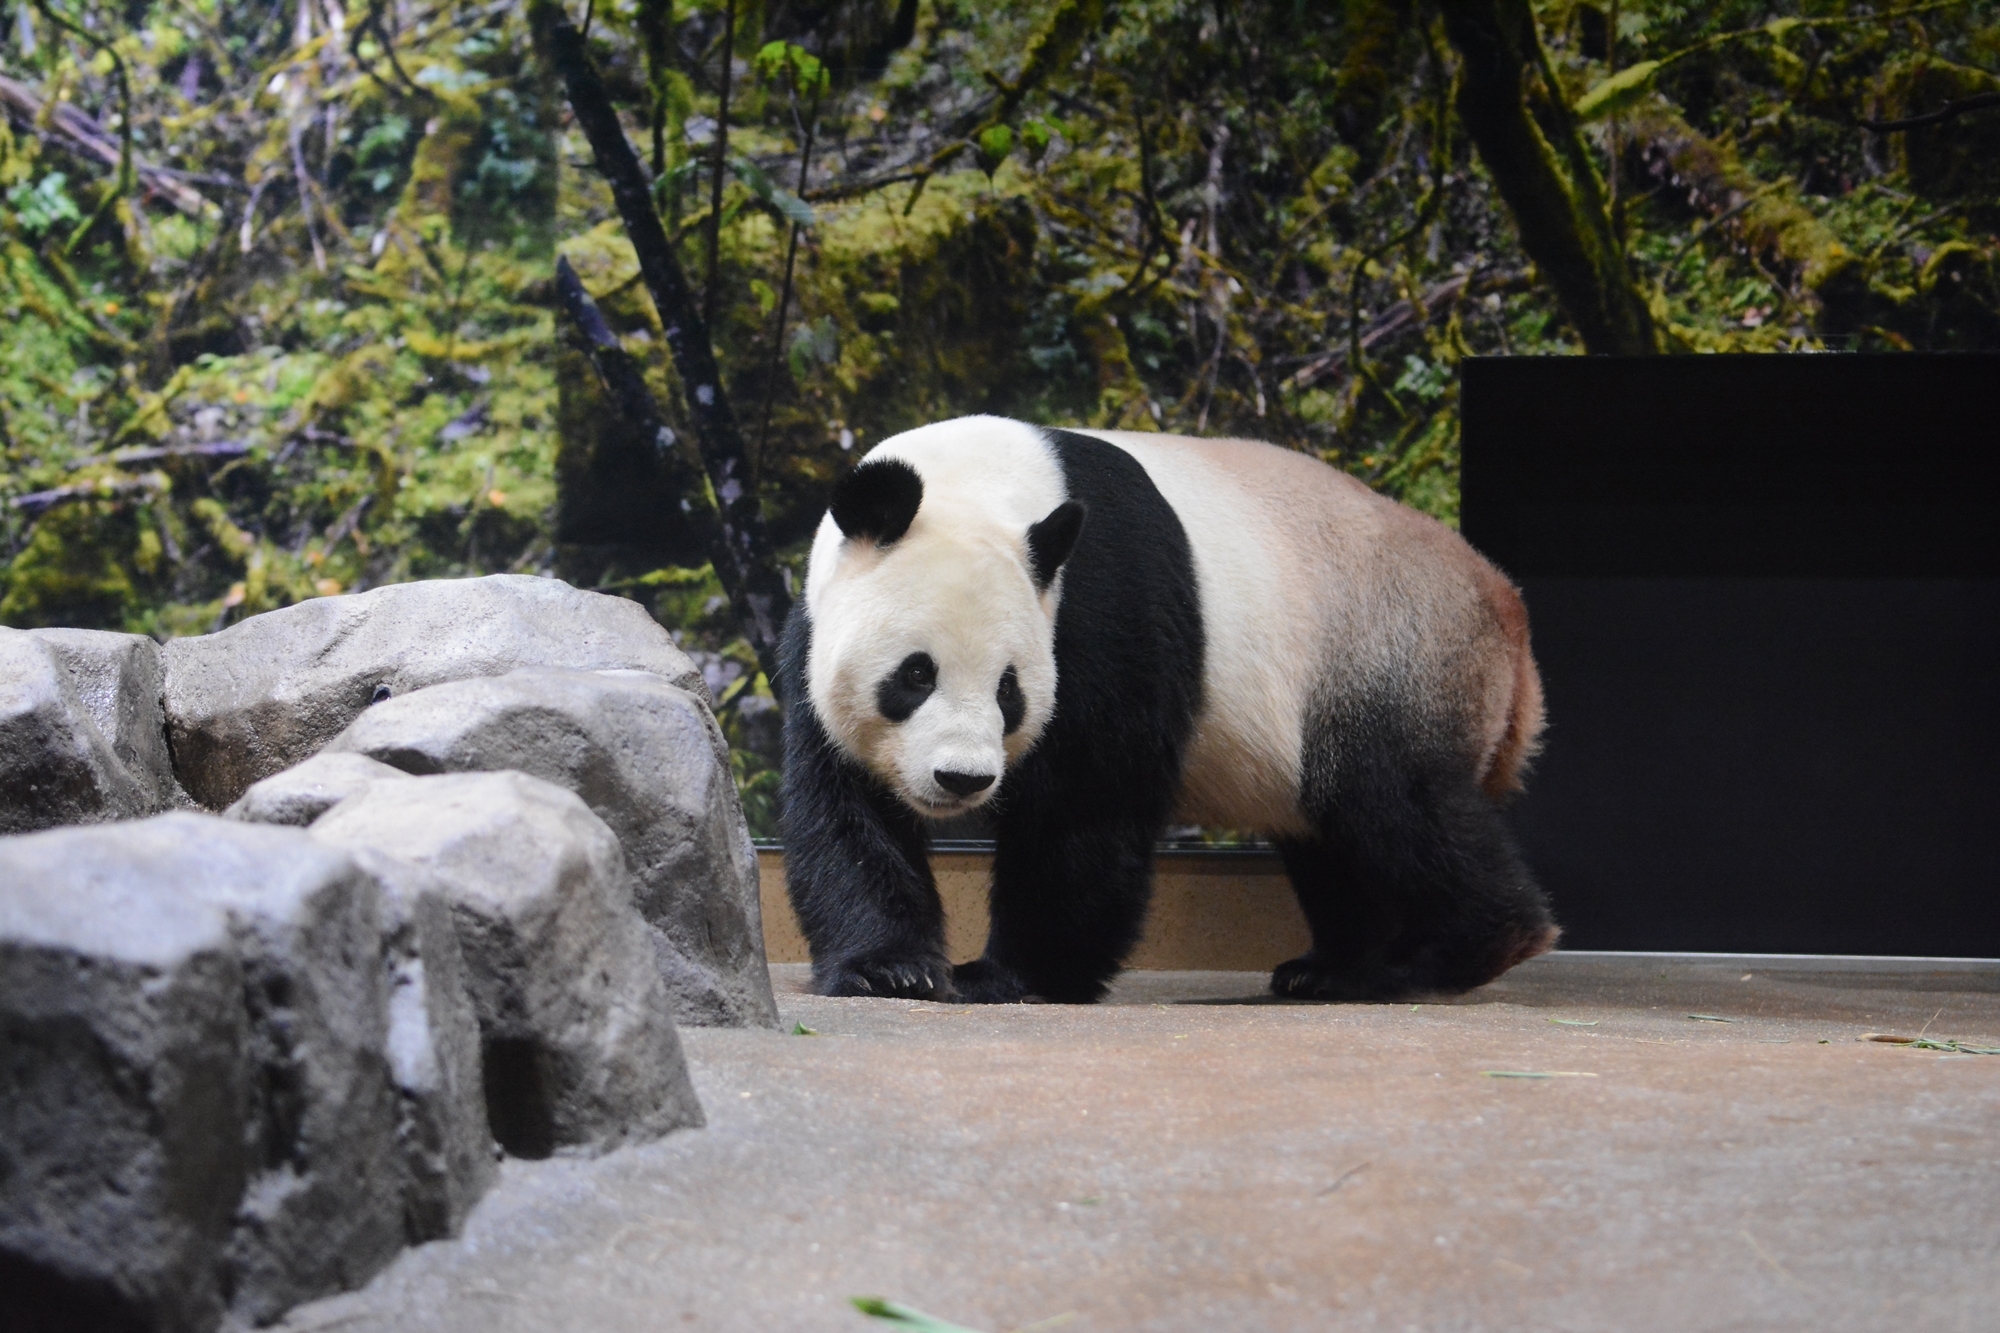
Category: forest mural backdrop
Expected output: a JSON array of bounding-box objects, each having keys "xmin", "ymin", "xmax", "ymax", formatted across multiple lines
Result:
[{"xmin": 4, "ymin": 0, "xmax": 1997, "ymax": 831}]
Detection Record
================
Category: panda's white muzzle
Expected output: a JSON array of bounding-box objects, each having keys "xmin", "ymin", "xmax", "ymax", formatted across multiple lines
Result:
[{"xmin": 896, "ymin": 695, "xmax": 1008, "ymax": 817}]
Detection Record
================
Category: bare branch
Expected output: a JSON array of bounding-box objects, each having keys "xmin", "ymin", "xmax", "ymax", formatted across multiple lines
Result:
[
  {"xmin": 64, "ymin": 441, "xmax": 253, "ymax": 471},
  {"xmin": 11, "ymin": 474, "xmax": 167, "ymax": 516},
  {"xmin": 532, "ymin": 0, "xmax": 791, "ymax": 680},
  {"xmin": 704, "ymin": 0, "xmax": 737, "ymax": 332},
  {"xmin": 1859, "ymin": 91, "xmax": 2000, "ymax": 134}
]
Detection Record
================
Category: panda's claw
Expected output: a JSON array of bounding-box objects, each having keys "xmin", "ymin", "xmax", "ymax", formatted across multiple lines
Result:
[{"xmin": 819, "ymin": 954, "xmax": 954, "ymax": 1001}]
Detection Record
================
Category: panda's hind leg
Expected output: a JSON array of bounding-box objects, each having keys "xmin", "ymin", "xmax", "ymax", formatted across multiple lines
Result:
[
  {"xmin": 1270, "ymin": 836, "xmax": 1398, "ymax": 1001},
  {"xmin": 1274, "ymin": 753, "xmax": 1558, "ymax": 1002}
]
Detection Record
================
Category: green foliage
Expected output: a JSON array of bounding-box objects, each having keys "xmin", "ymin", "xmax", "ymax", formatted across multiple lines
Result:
[
  {"xmin": 754, "ymin": 41, "xmax": 830, "ymax": 98},
  {"xmin": 6, "ymin": 173, "xmax": 84, "ymax": 236},
  {"xmin": 4, "ymin": 0, "xmax": 1998, "ymax": 836}
]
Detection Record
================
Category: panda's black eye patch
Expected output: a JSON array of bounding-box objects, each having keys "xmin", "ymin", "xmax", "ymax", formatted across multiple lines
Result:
[
  {"xmin": 877, "ymin": 652, "xmax": 938, "ymax": 722},
  {"xmin": 997, "ymin": 665, "xmax": 1025, "ymax": 735}
]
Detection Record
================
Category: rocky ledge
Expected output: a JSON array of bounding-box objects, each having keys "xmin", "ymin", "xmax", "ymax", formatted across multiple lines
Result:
[{"xmin": 1, "ymin": 576, "xmax": 774, "ymax": 1332}]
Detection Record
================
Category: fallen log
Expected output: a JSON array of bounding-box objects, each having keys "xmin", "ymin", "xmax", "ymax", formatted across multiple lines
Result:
[
  {"xmin": 0, "ymin": 73, "xmax": 213, "ymax": 217},
  {"xmin": 10, "ymin": 473, "xmax": 167, "ymax": 516},
  {"xmin": 1284, "ymin": 268, "xmax": 1530, "ymax": 392}
]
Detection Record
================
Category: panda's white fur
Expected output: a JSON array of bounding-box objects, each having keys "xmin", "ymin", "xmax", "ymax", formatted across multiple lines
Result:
[
  {"xmin": 803, "ymin": 417, "xmax": 1067, "ymax": 817},
  {"xmin": 1078, "ymin": 427, "xmax": 1538, "ymax": 825},
  {"xmin": 1076, "ymin": 427, "xmax": 1322, "ymax": 837}
]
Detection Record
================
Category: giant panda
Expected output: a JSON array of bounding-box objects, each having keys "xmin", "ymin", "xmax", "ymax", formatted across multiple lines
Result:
[{"xmin": 777, "ymin": 414, "xmax": 1557, "ymax": 1003}]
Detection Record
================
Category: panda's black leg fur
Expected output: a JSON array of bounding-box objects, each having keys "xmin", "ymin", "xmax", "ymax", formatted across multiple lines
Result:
[
  {"xmin": 959, "ymin": 816, "xmax": 1160, "ymax": 1004},
  {"xmin": 1270, "ymin": 837, "xmax": 1399, "ymax": 1001},
  {"xmin": 1276, "ymin": 763, "xmax": 1558, "ymax": 1002},
  {"xmin": 777, "ymin": 609, "xmax": 953, "ymax": 1001}
]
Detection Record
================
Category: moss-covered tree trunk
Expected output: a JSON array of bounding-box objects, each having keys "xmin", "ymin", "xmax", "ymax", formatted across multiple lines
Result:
[
  {"xmin": 529, "ymin": 0, "xmax": 791, "ymax": 681},
  {"xmin": 1438, "ymin": 0, "xmax": 1660, "ymax": 355}
]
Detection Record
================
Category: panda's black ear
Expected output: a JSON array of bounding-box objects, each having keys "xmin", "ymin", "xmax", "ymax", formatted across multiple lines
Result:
[
  {"xmin": 829, "ymin": 458, "xmax": 924, "ymax": 545},
  {"xmin": 1026, "ymin": 500, "xmax": 1087, "ymax": 589}
]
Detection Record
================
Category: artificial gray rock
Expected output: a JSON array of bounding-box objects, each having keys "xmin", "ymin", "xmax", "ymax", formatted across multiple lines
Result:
[
  {"xmin": 224, "ymin": 750, "xmax": 413, "ymax": 827},
  {"xmin": 0, "ymin": 825, "xmax": 248, "ymax": 1333},
  {"xmin": 29, "ymin": 628, "xmax": 188, "ymax": 813},
  {"xmin": 346, "ymin": 847, "xmax": 496, "ymax": 1242},
  {"xmin": 310, "ymin": 772, "xmax": 704, "ymax": 1158},
  {"xmin": 181, "ymin": 764, "xmax": 498, "ymax": 1242},
  {"xmin": 162, "ymin": 575, "xmax": 707, "ymax": 809},
  {"xmin": 0, "ymin": 815, "xmax": 406, "ymax": 1331},
  {"xmin": 326, "ymin": 667, "xmax": 777, "ymax": 1028},
  {"xmin": 0, "ymin": 627, "xmax": 187, "ymax": 835}
]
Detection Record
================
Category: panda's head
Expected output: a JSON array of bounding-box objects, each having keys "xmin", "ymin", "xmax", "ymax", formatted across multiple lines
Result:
[{"xmin": 804, "ymin": 451, "xmax": 1085, "ymax": 820}]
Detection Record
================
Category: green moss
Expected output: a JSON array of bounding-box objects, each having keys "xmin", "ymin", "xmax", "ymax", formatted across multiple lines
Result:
[{"xmin": 1, "ymin": 503, "xmax": 143, "ymax": 630}]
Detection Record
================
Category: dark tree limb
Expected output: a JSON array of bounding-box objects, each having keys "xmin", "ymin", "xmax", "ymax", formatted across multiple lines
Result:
[
  {"xmin": 808, "ymin": 0, "xmax": 1105, "ymax": 207},
  {"xmin": 759, "ymin": 75, "xmax": 824, "ymax": 465},
  {"xmin": 1284, "ymin": 268, "xmax": 1531, "ymax": 390},
  {"xmin": 1859, "ymin": 91, "xmax": 2000, "ymax": 133},
  {"xmin": 554, "ymin": 255, "xmax": 674, "ymax": 449},
  {"xmin": 532, "ymin": 1, "xmax": 791, "ymax": 682},
  {"xmin": 358, "ymin": 0, "xmax": 439, "ymax": 107},
  {"xmin": 1438, "ymin": 0, "xmax": 1660, "ymax": 355}
]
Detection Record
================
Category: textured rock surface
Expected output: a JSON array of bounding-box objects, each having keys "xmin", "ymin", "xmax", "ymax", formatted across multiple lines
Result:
[
  {"xmin": 311, "ymin": 773, "xmax": 704, "ymax": 1157},
  {"xmin": 29, "ymin": 629, "xmax": 187, "ymax": 814},
  {"xmin": 224, "ymin": 751, "xmax": 413, "ymax": 827},
  {"xmin": 0, "ymin": 815, "xmax": 405, "ymax": 1330},
  {"xmin": 347, "ymin": 848, "xmax": 496, "ymax": 1242},
  {"xmin": 162, "ymin": 576, "xmax": 706, "ymax": 808},
  {"xmin": 0, "ymin": 628, "xmax": 186, "ymax": 834},
  {"xmin": 0, "ymin": 826, "xmax": 248, "ymax": 1333},
  {"xmin": 328, "ymin": 668, "xmax": 776, "ymax": 1028}
]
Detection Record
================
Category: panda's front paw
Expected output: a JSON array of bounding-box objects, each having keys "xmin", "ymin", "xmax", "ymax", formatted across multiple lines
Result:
[
  {"xmin": 952, "ymin": 957, "xmax": 1030, "ymax": 1004},
  {"xmin": 816, "ymin": 953, "xmax": 955, "ymax": 1000}
]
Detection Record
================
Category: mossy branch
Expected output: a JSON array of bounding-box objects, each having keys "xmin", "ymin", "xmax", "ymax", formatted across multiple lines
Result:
[
  {"xmin": 1438, "ymin": 0, "xmax": 1660, "ymax": 355},
  {"xmin": 29, "ymin": 0, "xmax": 137, "ymax": 256}
]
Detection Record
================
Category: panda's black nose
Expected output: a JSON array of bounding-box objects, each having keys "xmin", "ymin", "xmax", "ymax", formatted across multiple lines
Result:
[{"xmin": 934, "ymin": 769, "xmax": 995, "ymax": 797}]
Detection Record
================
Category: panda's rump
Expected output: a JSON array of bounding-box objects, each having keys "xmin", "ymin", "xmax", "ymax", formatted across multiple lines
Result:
[{"xmin": 1080, "ymin": 430, "xmax": 1531, "ymax": 829}]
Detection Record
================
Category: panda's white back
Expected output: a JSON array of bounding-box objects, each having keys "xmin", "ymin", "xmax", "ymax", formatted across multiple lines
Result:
[{"xmin": 1084, "ymin": 429, "xmax": 1528, "ymax": 829}]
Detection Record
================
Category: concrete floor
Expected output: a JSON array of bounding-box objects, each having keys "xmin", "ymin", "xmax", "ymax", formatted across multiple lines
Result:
[{"xmin": 281, "ymin": 954, "xmax": 2000, "ymax": 1333}]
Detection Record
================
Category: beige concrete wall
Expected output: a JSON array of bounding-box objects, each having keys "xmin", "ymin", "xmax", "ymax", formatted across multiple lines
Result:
[{"xmin": 758, "ymin": 848, "xmax": 1312, "ymax": 972}]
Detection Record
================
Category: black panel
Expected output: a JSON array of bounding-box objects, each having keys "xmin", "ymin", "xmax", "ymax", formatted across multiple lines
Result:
[
  {"xmin": 1513, "ymin": 577, "xmax": 2000, "ymax": 955},
  {"xmin": 1462, "ymin": 355, "xmax": 2000, "ymax": 957},
  {"xmin": 1461, "ymin": 354, "xmax": 2000, "ymax": 577}
]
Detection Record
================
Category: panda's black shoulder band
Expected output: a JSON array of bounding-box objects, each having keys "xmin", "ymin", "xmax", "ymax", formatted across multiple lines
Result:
[{"xmin": 829, "ymin": 457, "xmax": 924, "ymax": 545}]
